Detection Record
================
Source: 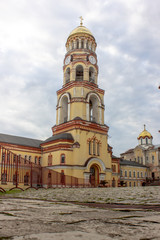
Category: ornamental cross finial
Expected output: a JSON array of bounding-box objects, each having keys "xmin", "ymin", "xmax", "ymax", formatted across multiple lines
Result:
[
  {"xmin": 79, "ymin": 16, "xmax": 84, "ymax": 26},
  {"xmin": 144, "ymin": 124, "xmax": 146, "ymax": 130}
]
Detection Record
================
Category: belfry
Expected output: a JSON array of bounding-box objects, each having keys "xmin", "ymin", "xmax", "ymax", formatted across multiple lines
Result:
[{"xmin": 41, "ymin": 19, "xmax": 113, "ymax": 186}]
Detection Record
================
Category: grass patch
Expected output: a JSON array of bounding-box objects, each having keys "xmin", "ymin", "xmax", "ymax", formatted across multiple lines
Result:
[
  {"xmin": 0, "ymin": 212, "xmax": 15, "ymax": 217},
  {"xmin": 0, "ymin": 237, "xmax": 13, "ymax": 240},
  {"xmin": 59, "ymin": 212, "xmax": 73, "ymax": 215},
  {"xmin": 7, "ymin": 189, "xmax": 23, "ymax": 194},
  {"xmin": 105, "ymin": 198, "xmax": 114, "ymax": 203}
]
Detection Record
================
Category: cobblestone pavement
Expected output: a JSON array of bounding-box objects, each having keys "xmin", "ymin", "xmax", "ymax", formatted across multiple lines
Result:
[{"xmin": 0, "ymin": 186, "xmax": 160, "ymax": 240}]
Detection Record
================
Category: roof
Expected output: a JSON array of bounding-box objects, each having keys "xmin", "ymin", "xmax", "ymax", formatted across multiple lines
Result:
[
  {"xmin": 121, "ymin": 148, "xmax": 134, "ymax": 155},
  {"xmin": 154, "ymin": 144, "xmax": 160, "ymax": 149},
  {"xmin": 120, "ymin": 159, "xmax": 147, "ymax": 168},
  {"xmin": 68, "ymin": 25, "xmax": 94, "ymax": 38},
  {"xmin": 0, "ymin": 133, "xmax": 43, "ymax": 148},
  {"xmin": 112, "ymin": 155, "xmax": 120, "ymax": 159},
  {"xmin": 43, "ymin": 133, "xmax": 74, "ymax": 144},
  {"xmin": 73, "ymin": 117, "xmax": 82, "ymax": 120}
]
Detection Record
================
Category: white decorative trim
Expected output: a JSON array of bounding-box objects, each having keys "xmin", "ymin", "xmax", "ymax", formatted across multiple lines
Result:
[
  {"xmin": 58, "ymin": 92, "xmax": 71, "ymax": 123},
  {"xmin": 86, "ymin": 157, "xmax": 106, "ymax": 171}
]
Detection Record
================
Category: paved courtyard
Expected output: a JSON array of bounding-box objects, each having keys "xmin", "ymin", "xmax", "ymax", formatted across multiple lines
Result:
[{"xmin": 0, "ymin": 186, "xmax": 160, "ymax": 239}]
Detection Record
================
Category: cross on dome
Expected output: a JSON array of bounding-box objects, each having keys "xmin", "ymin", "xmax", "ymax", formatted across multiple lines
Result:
[{"xmin": 79, "ymin": 16, "xmax": 84, "ymax": 26}]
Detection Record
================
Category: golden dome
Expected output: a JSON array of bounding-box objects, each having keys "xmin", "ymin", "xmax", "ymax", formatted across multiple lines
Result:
[
  {"xmin": 138, "ymin": 125, "xmax": 152, "ymax": 139},
  {"xmin": 68, "ymin": 25, "xmax": 94, "ymax": 38}
]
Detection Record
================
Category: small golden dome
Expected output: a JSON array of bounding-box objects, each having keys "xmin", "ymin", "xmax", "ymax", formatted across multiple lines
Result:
[
  {"xmin": 68, "ymin": 25, "xmax": 94, "ymax": 38},
  {"xmin": 138, "ymin": 125, "xmax": 152, "ymax": 139}
]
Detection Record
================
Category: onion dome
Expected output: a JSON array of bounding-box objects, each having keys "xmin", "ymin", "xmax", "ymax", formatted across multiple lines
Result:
[
  {"xmin": 68, "ymin": 25, "xmax": 94, "ymax": 38},
  {"xmin": 138, "ymin": 125, "xmax": 153, "ymax": 140}
]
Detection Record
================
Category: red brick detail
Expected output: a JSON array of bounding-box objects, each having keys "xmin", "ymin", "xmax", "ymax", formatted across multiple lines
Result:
[
  {"xmin": 57, "ymin": 81, "xmax": 104, "ymax": 95},
  {"xmin": 52, "ymin": 119, "xmax": 109, "ymax": 136}
]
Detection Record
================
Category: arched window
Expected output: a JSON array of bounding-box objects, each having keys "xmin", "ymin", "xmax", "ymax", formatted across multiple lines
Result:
[
  {"xmin": 35, "ymin": 156, "xmax": 37, "ymax": 164},
  {"xmin": 61, "ymin": 154, "xmax": 65, "ymax": 164},
  {"xmin": 93, "ymin": 139, "xmax": 96, "ymax": 155},
  {"xmin": 146, "ymin": 138, "xmax": 148, "ymax": 144},
  {"xmin": 60, "ymin": 96, "xmax": 68, "ymax": 123},
  {"xmin": 61, "ymin": 170, "xmax": 65, "ymax": 185},
  {"xmin": 29, "ymin": 156, "xmax": 31, "ymax": 163},
  {"xmin": 89, "ymin": 67, "xmax": 95, "ymax": 83},
  {"xmin": 48, "ymin": 154, "xmax": 52, "ymax": 166},
  {"xmin": 24, "ymin": 172, "xmax": 29, "ymax": 185},
  {"xmin": 65, "ymin": 68, "xmax": 70, "ymax": 83},
  {"xmin": 88, "ymin": 138, "xmax": 101, "ymax": 156},
  {"xmin": 89, "ymin": 141, "xmax": 92, "ymax": 155},
  {"xmin": 76, "ymin": 65, "xmax": 83, "ymax": 81},
  {"xmin": 24, "ymin": 155, "xmax": 27, "ymax": 164},
  {"xmin": 97, "ymin": 142, "xmax": 100, "ymax": 156},
  {"xmin": 48, "ymin": 172, "xmax": 52, "ymax": 187}
]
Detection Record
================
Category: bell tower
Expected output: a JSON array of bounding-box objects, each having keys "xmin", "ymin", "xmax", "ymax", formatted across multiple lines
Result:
[
  {"xmin": 55, "ymin": 18, "xmax": 104, "ymax": 125},
  {"xmin": 51, "ymin": 19, "xmax": 112, "ymax": 186}
]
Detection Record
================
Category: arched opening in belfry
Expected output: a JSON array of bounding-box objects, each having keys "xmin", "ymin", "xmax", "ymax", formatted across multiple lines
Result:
[
  {"xmin": 71, "ymin": 41, "xmax": 74, "ymax": 50},
  {"xmin": 65, "ymin": 68, "xmax": 70, "ymax": 83},
  {"xmin": 76, "ymin": 39, "xmax": 79, "ymax": 49},
  {"xmin": 81, "ymin": 40, "xmax": 84, "ymax": 48},
  {"xmin": 76, "ymin": 65, "xmax": 83, "ymax": 81},
  {"xmin": 89, "ymin": 67, "xmax": 95, "ymax": 83},
  {"xmin": 89, "ymin": 95, "xmax": 99, "ymax": 123},
  {"xmin": 60, "ymin": 96, "xmax": 68, "ymax": 124},
  {"xmin": 86, "ymin": 40, "xmax": 88, "ymax": 49}
]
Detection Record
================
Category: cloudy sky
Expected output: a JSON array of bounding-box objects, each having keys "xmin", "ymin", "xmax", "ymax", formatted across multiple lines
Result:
[{"xmin": 0, "ymin": 0, "xmax": 160, "ymax": 156}]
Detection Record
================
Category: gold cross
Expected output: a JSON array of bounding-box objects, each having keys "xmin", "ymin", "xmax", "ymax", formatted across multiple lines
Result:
[{"xmin": 79, "ymin": 16, "xmax": 84, "ymax": 26}]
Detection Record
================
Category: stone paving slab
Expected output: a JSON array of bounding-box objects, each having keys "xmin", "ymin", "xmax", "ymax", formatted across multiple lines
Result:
[
  {"xmin": 0, "ymin": 186, "xmax": 160, "ymax": 239},
  {"xmin": 7, "ymin": 186, "xmax": 160, "ymax": 205}
]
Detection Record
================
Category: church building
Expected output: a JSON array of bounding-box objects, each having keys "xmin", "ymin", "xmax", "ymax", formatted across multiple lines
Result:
[
  {"xmin": 0, "ymin": 20, "xmax": 117, "ymax": 189},
  {"xmin": 120, "ymin": 125, "xmax": 160, "ymax": 181}
]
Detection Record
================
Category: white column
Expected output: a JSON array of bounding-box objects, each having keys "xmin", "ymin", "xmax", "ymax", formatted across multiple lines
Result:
[
  {"xmin": 68, "ymin": 102, "xmax": 70, "ymax": 121},
  {"xmin": 58, "ymin": 107, "xmax": 60, "ymax": 124},
  {"xmin": 86, "ymin": 103, "xmax": 89, "ymax": 121}
]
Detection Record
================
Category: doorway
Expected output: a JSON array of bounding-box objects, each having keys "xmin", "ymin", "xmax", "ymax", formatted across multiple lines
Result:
[{"xmin": 89, "ymin": 165, "xmax": 99, "ymax": 186}]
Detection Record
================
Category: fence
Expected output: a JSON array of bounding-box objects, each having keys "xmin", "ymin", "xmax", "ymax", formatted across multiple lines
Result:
[{"xmin": 0, "ymin": 146, "xmax": 91, "ymax": 192}]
